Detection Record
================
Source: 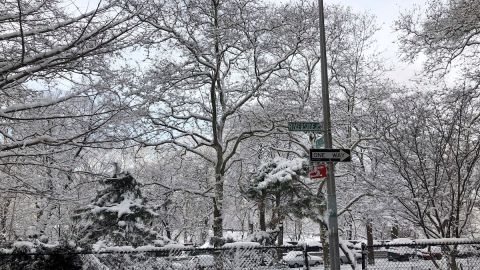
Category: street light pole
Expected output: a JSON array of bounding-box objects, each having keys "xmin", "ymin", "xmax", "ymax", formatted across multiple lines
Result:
[{"xmin": 317, "ymin": 0, "xmax": 341, "ymax": 269}]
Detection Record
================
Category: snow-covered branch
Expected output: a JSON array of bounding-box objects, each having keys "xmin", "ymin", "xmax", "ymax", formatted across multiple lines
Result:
[
  {"xmin": 337, "ymin": 193, "xmax": 373, "ymax": 217},
  {"xmin": 0, "ymin": 90, "xmax": 84, "ymax": 114},
  {"xmin": 142, "ymin": 182, "xmax": 214, "ymax": 198}
]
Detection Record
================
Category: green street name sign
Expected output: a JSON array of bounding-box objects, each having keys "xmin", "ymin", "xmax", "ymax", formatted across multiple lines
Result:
[{"xmin": 288, "ymin": 121, "xmax": 322, "ymax": 132}]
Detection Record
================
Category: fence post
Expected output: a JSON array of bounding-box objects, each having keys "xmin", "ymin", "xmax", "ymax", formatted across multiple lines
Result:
[
  {"xmin": 361, "ymin": 243, "xmax": 367, "ymax": 270},
  {"xmin": 303, "ymin": 244, "xmax": 310, "ymax": 270}
]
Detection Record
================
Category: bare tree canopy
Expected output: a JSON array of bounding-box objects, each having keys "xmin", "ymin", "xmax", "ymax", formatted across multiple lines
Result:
[
  {"xmin": 380, "ymin": 88, "xmax": 480, "ymax": 239},
  {"xmin": 0, "ymin": 1, "xmax": 141, "ymax": 234},
  {"xmin": 396, "ymin": 0, "xmax": 480, "ymax": 79}
]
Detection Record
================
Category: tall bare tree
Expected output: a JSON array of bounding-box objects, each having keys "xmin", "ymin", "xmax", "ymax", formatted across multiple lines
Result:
[{"xmin": 124, "ymin": 0, "xmax": 307, "ymax": 246}]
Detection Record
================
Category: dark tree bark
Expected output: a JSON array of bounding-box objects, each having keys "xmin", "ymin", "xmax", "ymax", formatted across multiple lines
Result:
[{"xmin": 366, "ymin": 219, "xmax": 375, "ymax": 264}]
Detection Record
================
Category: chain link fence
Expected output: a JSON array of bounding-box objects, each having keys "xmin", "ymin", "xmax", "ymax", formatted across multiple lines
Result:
[
  {"xmin": 2, "ymin": 239, "xmax": 480, "ymax": 269},
  {"xmin": 361, "ymin": 239, "xmax": 480, "ymax": 270},
  {"xmin": 0, "ymin": 245, "xmax": 310, "ymax": 270}
]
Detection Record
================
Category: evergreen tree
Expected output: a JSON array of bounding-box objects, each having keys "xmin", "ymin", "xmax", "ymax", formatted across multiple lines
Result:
[
  {"xmin": 73, "ymin": 172, "xmax": 167, "ymax": 247},
  {"xmin": 245, "ymin": 157, "xmax": 324, "ymax": 244}
]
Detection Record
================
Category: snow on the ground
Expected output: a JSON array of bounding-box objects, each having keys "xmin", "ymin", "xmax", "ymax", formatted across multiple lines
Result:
[{"xmin": 223, "ymin": 241, "xmax": 261, "ymax": 248}]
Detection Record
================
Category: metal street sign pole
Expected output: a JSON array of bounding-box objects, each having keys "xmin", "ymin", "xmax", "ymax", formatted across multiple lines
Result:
[{"xmin": 318, "ymin": 0, "xmax": 341, "ymax": 269}]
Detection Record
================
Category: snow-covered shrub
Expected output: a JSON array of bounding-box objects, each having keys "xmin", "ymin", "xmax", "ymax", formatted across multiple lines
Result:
[
  {"xmin": 0, "ymin": 240, "xmax": 82, "ymax": 270},
  {"xmin": 244, "ymin": 157, "xmax": 325, "ymax": 244},
  {"xmin": 72, "ymin": 172, "xmax": 171, "ymax": 248},
  {"xmin": 247, "ymin": 230, "xmax": 276, "ymax": 245}
]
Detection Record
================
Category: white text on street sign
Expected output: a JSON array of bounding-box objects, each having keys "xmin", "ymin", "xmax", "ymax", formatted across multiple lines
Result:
[
  {"xmin": 309, "ymin": 149, "xmax": 351, "ymax": 162},
  {"xmin": 288, "ymin": 121, "xmax": 322, "ymax": 132}
]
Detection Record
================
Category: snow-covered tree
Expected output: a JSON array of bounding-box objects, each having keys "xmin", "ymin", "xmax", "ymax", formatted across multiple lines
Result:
[
  {"xmin": 394, "ymin": 4, "xmax": 480, "ymax": 267},
  {"xmin": 72, "ymin": 172, "xmax": 168, "ymax": 247},
  {"xmin": 122, "ymin": 0, "xmax": 307, "ymax": 247},
  {"xmin": 396, "ymin": 0, "xmax": 480, "ymax": 80},
  {"xmin": 378, "ymin": 88, "xmax": 480, "ymax": 268},
  {"xmin": 135, "ymin": 151, "xmax": 214, "ymax": 244},
  {"xmin": 380, "ymin": 88, "xmax": 480, "ymax": 239},
  {"xmin": 0, "ymin": 0, "xmax": 139, "ymax": 165},
  {"xmin": 243, "ymin": 4, "xmax": 386, "ymax": 267},
  {"xmin": 0, "ymin": 0, "xmax": 141, "ymax": 239},
  {"xmin": 245, "ymin": 157, "xmax": 324, "ymax": 244}
]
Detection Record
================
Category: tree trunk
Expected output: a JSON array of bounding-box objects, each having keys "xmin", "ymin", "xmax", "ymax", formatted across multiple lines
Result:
[
  {"xmin": 276, "ymin": 222, "xmax": 284, "ymax": 261},
  {"xmin": 212, "ymin": 196, "xmax": 224, "ymax": 247},
  {"xmin": 165, "ymin": 226, "xmax": 171, "ymax": 240},
  {"xmin": 278, "ymin": 222, "xmax": 284, "ymax": 246},
  {"xmin": 366, "ymin": 219, "xmax": 375, "ymax": 265},
  {"xmin": 213, "ymin": 186, "xmax": 224, "ymax": 270},
  {"xmin": 212, "ymin": 158, "xmax": 226, "ymax": 249},
  {"xmin": 7, "ymin": 197, "xmax": 16, "ymax": 241},
  {"xmin": 274, "ymin": 192, "xmax": 284, "ymax": 246},
  {"xmin": 0, "ymin": 199, "xmax": 11, "ymax": 239},
  {"xmin": 320, "ymin": 223, "xmax": 330, "ymax": 269},
  {"xmin": 163, "ymin": 199, "xmax": 172, "ymax": 240},
  {"xmin": 391, "ymin": 223, "xmax": 399, "ymax": 239},
  {"xmin": 200, "ymin": 217, "xmax": 209, "ymax": 244},
  {"xmin": 449, "ymin": 254, "xmax": 459, "ymax": 270},
  {"xmin": 295, "ymin": 220, "xmax": 302, "ymax": 241},
  {"xmin": 259, "ymin": 191, "xmax": 266, "ymax": 231}
]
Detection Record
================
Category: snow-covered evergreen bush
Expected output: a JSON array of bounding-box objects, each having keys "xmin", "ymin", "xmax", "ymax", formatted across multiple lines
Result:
[
  {"xmin": 72, "ymin": 172, "xmax": 169, "ymax": 248},
  {"xmin": 0, "ymin": 240, "xmax": 82, "ymax": 270},
  {"xmin": 245, "ymin": 157, "xmax": 326, "ymax": 240},
  {"xmin": 246, "ymin": 157, "xmax": 310, "ymax": 199}
]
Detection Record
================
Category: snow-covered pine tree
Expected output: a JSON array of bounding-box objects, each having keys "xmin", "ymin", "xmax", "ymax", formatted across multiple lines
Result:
[
  {"xmin": 245, "ymin": 157, "xmax": 324, "ymax": 244},
  {"xmin": 72, "ymin": 172, "xmax": 167, "ymax": 248}
]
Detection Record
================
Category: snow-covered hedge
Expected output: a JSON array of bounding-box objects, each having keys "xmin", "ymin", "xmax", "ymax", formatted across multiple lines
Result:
[{"xmin": 0, "ymin": 240, "xmax": 82, "ymax": 270}]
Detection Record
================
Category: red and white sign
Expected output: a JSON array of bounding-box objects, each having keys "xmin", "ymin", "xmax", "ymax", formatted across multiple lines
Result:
[{"xmin": 309, "ymin": 164, "xmax": 327, "ymax": 179}]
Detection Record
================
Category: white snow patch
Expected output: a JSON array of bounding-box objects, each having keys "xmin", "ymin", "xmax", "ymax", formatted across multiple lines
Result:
[
  {"xmin": 256, "ymin": 157, "xmax": 307, "ymax": 189},
  {"xmin": 153, "ymin": 239, "xmax": 166, "ymax": 246},
  {"xmin": 298, "ymin": 240, "xmax": 323, "ymax": 247},
  {"xmin": 92, "ymin": 198, "xmax": 142, "ymax": 218},
  {"xmin": 200, "ymin": 242, "xmax": 213, "ymax": 248},
  {"xmin": 223, "ymin": 241, "xmax": 261, "ymax": 248},
  {"xmin": 163, "ymin": 243, "xmax": 185, "ymax": 249},
  {"xmin": 387, "ymin": 238, "xmax": 414, "ymax": 245},
  {"xmin": 13, "ymin": 241, "xmax": 35, "ymax": 249},
  {"xmin": 0, "ymin": 248, "xmax": 13, "ymax": 254},
  {"xmin": 92, "ymin": 240, "xmax": 107, "ymax": 251}
]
